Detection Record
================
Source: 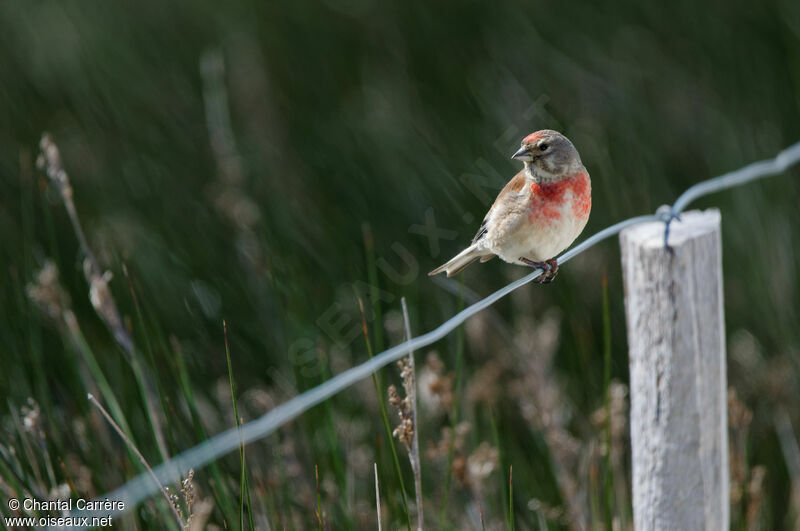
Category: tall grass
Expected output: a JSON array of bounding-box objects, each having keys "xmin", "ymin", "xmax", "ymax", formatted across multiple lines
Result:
[{"xmin": 2, "ymin": 0, "xmax": 800, "ymax": 528}]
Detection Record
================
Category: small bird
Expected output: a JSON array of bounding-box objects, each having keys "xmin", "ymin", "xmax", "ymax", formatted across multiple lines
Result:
[{"xmin": 429, "ymin": 130, "xmax": 591, "ymax": 282}]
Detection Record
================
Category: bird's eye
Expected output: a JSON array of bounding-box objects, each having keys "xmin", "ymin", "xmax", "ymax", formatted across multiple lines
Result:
[{"xmin": 539, "ymin": 143, "xmax": 549, "ymax": 151}]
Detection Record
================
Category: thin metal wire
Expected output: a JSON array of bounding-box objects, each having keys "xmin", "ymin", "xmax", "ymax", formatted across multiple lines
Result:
[
  {"xmin": 663, "ymin": 140, "xmax": 800, "ymax": 244},
  {"xmin": 65, "ymin": 140, "xmax": 800, "ymax": 526}
]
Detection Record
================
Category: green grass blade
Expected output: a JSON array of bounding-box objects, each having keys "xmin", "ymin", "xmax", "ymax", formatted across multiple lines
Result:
[
  {"xmin": 172, "ymin": 337, "xmax": 237, "ymax": 522},
  {"xmin": 357, "ymin": 297, "xmax": 412, "ymax": 531},
  {"xmin": 509, "ymin": 465, "xmax": 514, "ymax": 531},
  {"xmin": 362, "ymin": 223, "xmax": 385, "ymax": 353},
  {"xmin": 224, "ymin": 321, "xmax": 255, "ymax": 531},
  {"xmin": 602, "ymin": 273, "xmax": 613, "ymax": 531},
  {"xmin": 489, "ymin": 405, "xmax": 510, "ymax": 529},
  {"xmin": 439, "ymin": 279, "xmax": 465, "ymax": 527}
]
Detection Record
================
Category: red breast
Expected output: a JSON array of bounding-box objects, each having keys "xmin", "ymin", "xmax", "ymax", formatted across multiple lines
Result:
[{"xmin": 528, "ymin": 170, "xmax": 591, "ymax": 224}]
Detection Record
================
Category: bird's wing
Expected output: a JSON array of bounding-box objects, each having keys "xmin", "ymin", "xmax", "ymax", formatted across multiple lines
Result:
[
  {"xmin": 472, "ymin": 170, "xmax": 528, "ymax": 244},
  {"xmin": 471, "ymin": 217, "xmax": 489, "ymax": 244}
]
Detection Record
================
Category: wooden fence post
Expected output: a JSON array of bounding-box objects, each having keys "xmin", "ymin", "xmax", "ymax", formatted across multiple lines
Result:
[{"xmin": 620, "ymin": 208, "xmax": 729, "ymax": 530}]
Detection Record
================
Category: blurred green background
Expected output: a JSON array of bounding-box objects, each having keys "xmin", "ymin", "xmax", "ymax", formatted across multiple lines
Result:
[{"xmin": 2, "ymin": 0, "xmax": 800, "ymax": 529}]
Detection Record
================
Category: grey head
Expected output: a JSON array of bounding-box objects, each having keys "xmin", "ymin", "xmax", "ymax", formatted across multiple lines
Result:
[{"xmin": 511, "ymin": 130, "xmax": 582, "ymax": 178}]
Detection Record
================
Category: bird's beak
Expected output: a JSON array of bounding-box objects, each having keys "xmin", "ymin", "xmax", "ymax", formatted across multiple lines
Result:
[{"xmin": 511, "ymin": 145, "xmax": 533, "ymax": 162}]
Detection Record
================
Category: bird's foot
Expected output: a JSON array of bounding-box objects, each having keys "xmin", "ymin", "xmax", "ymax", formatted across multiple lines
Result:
[{"xmin": 521, "ymin": 257, "xmax": 559, "ymax": 284}]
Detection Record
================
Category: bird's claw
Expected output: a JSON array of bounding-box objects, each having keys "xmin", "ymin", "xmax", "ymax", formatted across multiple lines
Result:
[{"xmin": 521, "ymin": 257, "xmax": 559, "ymax": 284}]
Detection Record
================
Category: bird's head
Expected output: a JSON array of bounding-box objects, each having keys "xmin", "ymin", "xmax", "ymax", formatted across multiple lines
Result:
[{"xmin": 511, "ymin": 130, "xmax": 582, "ymax": 178}]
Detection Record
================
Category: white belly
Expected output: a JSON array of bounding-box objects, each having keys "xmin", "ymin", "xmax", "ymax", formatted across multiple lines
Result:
[{"xmin": 484, "ymin": 188, "xmax": 589, "ymax": 264}]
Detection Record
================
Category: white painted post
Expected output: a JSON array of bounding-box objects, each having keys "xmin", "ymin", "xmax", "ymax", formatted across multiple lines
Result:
[{"xmin": 620, "ymin": 209, "xmax": 729, "ymax": 531}]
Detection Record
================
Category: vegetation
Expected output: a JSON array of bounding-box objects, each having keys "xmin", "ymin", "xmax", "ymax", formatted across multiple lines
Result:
[{"xmin": 2, "ymin": 0, "xmax": 800, "ymax": 528}]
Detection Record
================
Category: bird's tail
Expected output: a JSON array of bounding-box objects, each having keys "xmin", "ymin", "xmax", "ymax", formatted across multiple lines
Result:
[{"xmin": 428, "ymin": 245, "xmax": 489, "ymax": 277}]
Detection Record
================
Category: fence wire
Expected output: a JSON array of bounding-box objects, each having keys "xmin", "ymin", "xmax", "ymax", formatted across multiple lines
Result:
[{"xmin": 67, "ymin": 139, "xmax": 800, "ymax": 525}]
